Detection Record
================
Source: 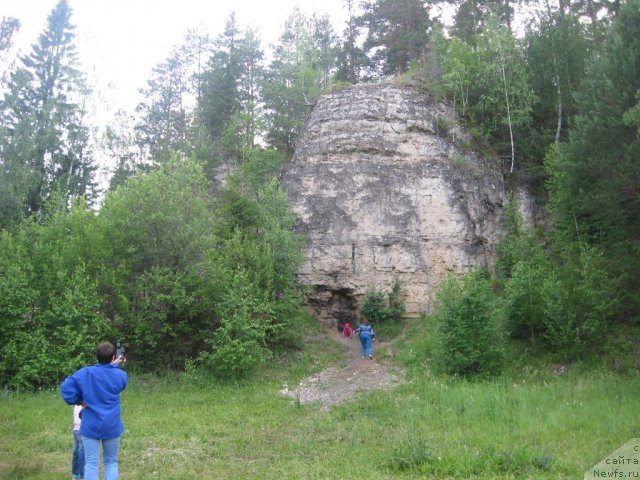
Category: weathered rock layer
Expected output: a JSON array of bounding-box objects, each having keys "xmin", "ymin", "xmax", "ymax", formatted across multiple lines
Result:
[{"xmin": 281, "ymin": 81, "xmax": 506, "ymax": 325}]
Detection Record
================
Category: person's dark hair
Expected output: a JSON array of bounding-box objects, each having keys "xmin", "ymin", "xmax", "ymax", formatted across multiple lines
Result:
[{"xmin": 96, "ymin": 342, "xmax": 116, "ymax": 364}]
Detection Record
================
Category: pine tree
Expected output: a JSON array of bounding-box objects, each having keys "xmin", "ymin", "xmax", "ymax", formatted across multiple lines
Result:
[
  {"xmin": 525, "ymin": 8, "xmax": 588, "ymax": 147},
  {"xmin": 195, "ymin": 15, "xmax": 266, "ymax": 164},
  {"xmin": 448, "ymin": 0, "xmax": 515, "ymax": 42},
  {"xmin": 546, "ymin": 0, "xmax": 640, "ymax": 320},
  {"xmin": 214, "ymin": 27, "xmax": 265, "ymax": 158},
  {"xmin": 100, "ymin": 110, "xmax": 144, "ymax": 191},
  {"xmin": 358, "ymin": 0, "xmax": 431, "ymax": 76},
  {"xmin": 197, "ymin": 13, "xmax": 243, "ymax": 148},
  {"xmin": 335, "ymin": 0, "xmax": 367, "ymax": 84},
  {"xmin": 135, "ymin": 49, "xmax": 191, "ymax": 165}
]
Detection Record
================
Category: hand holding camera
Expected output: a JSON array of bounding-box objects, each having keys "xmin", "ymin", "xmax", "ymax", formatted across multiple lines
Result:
[{"xmin": 113, "ymin": 341, "xmax": 126, "ymax": 366}]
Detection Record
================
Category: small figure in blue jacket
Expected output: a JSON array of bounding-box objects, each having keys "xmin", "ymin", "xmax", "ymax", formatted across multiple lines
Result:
[
  {"xmin": 354, "ymin": 319, "xmax": 375, "ymax": 359},
  {"xmin": 61, "ymin": 342, "xmax": 127, "ymax": 480}
]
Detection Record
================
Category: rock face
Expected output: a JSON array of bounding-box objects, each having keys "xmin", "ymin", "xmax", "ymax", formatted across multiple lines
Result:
[{"xmin": 281, "ymin": 81, "xmax": 505, "ymax": 326}]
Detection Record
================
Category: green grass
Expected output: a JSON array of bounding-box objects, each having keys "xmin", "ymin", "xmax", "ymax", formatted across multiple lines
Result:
[{"xmin": 1, "ymin": 319, "xmax": 639, "ymax": 479}]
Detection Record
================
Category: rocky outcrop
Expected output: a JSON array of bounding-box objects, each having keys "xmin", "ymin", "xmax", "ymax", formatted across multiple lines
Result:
[{"xmin": 281, "ymin": 81, "xmax": 506, "ymax": 326}]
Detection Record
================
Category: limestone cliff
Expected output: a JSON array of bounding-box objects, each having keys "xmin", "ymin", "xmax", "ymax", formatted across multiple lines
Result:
[{"xmin": 281, "ymin": 81, "xmax": 506, "ymax": 325}]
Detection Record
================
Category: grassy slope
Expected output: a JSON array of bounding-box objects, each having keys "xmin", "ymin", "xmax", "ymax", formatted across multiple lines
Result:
[{"xmin": 1, "ymin": 319, "xmax": 638, "ymax": 479}]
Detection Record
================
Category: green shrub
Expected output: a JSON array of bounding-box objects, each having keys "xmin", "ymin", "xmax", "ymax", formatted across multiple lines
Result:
[
  {"xmin": 495, "ymin": 192, "xmax": 524, "ymax": 279},
  {"xmin": 122, "ymin": 267, "xmax": 203, "ymax": 371},
  {"xmin": 434, "ymin": 270, "xmax": 505, "ymax": 377},
  {"xmin": 436, "ymin": 116, "xmax": 454, "ymax": 136},
  {"xmin": 502, "ymin": 240, "xmax": 551, "ymax": 341},
  {"xmin": 198, "ymin": 269, "xmax": 276, "ymax": 378},
  {"xmin": 1, "ymin": 266, "xmax": 112, "ymax": 389},
  {"xmin": 361, "ymin": 286, "xmax": 390, "ymax": 323},
  {"xmin": 0, "ymin": 156, "xmax": 309, "ymax": 388},
  {"xmin": 497, "ymin": 194, "xmax": 616, "ymax": 357},
  {"xmin": 360, "ymin": 279, "xmax": 407, "ymax": 324},
  {"xmin": 388, "ymin": 278, "xmax": 407, "ymax": 321},
  {"xmin": 540, "ymin": 245, "xmax": 617, "ymax": 358}
]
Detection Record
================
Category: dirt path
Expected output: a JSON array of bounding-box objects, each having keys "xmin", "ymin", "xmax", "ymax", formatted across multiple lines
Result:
[{"xmin": 280, "ymin": 327, "xmax": 401, "ymax": 410}]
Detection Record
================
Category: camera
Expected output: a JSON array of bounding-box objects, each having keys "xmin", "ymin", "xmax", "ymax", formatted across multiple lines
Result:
[{"xmin": 115, "ymin": 340, "xmax": 125, "ymax": 359}]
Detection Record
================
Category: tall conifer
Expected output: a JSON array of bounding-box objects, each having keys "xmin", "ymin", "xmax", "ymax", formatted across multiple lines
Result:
[{"xmin": 0, "ymin": 0, "xmax": 95, "ymax": 225}]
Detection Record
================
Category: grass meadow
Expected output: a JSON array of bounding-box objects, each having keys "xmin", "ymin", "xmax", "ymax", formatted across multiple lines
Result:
[{"xmin": 1, "ymin": 319, "xmax": 639, "ymax": 479}]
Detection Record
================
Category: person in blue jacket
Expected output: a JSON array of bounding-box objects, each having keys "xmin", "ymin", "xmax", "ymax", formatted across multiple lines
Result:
[
  {"xmin": 61, "ymin": 342, "xmax": 128, "ymax": 480},
  {"xmin": 354, "ymin": 319, "xmax": 376, "ymax": 359}
]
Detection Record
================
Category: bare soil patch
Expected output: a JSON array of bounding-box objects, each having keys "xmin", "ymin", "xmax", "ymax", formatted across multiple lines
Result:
[{"xmin": 280, "ymin": 327, "xmax": 401, "ymax": 410}]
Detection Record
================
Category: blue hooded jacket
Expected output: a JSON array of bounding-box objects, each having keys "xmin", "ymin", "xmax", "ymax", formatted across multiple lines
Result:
[
  {"xmin": 60, "ymin": 363, "xmax": 127, "ymax": 440},
  {"xmin": 354, "ymin": 323, "xmax": 375, "ymax": 338}
]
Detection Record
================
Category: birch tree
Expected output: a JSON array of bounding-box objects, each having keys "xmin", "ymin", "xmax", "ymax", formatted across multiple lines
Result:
[
  {"xmin": 474, "ymin": 15, "xmax": 536, "ymax": 172},
  {"xmin": 442, "ymin": 37, "xmax": 477, "ymax": 117},
  {"xmin": 262, "ymin": 9, "xmax": 337, "ymax": 156}
]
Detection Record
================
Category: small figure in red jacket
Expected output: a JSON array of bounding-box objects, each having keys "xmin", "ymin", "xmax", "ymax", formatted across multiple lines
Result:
[{"xmin": 342, "ymin": 322, "xmax": 353, "ymax": 338}]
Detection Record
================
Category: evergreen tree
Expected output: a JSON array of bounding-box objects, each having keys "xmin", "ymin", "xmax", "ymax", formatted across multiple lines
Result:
[
  {"xmin": 526, "ymin": 9, "xmax": 588, "ymax": 143},
  {"xmin": 197, "ymin": 13, "xmax": 243, "ymax": 149},
  {"xmin": 546, "ymin": 0, "xmax": 640, "ymax": 321},
  {"xmin": 572, "ymin": 0, "xmax": 622, "ymax": 42},
  {"xmin": 221, "ymin": 27, "xmax": 264, "ymax": 157},
  {"xmin": 448, "ymin": 0, "xmax": 515, "ymax": 42},
  {"xmin": 521, "ymin": 6, "xmax": 589, "ymax": 186},
  {"xmin": 195, "ymin": 15, "xmax": 267, "ymax": 167},
  {"xmin": 434, "ymin": 270, "xmax": 505, "ymax": 377},
  {"xmin": 0, "ymin": 16, "xmax": 20, "ymax": 77},
  {"xmin": 179, "ymin": 27, "xmax": 213, "ymax": 104},
  {"xmin": 358, "ymin": 0, "xmax": 432, "ymax": 76},
  {"xmin": 0, "ymin": 0, "xmax": 96, "ymax": 226},
  {"xmin": 100, "ymin": 110, "xmax": 145, "ymax": 191},
  {"xmin": 334, "ymin": 0, "xmax": 367, "ymax": 84},
  {"xmin": 135, "ymin": 48, "xmax": 191, "ymax": 165}
]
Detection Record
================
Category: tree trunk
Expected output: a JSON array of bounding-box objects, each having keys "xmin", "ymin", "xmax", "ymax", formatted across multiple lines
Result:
[
  {"xmin": 555, "ymin": 74, "xmax": 563, "ymax": 143},
  {"xmin": 500, "ymin": 60, "xmax": 515, "ymax": 173}
]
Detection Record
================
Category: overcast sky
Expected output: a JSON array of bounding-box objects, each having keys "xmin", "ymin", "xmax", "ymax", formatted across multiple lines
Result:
[{"xmin": 2, "ymin": 0, "xmax": 350, "ymax": 119}]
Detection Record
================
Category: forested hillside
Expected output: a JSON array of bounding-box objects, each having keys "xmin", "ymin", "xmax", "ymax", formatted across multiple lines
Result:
[{"xmin": 0, "ymin": 0, "xmax": 638, "ymax": 388}]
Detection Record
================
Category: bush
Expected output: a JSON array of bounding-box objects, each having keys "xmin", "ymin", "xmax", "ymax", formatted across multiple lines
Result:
[
  {"xmin": 361, "ymin": 286, "xmax": 390, "ymax": 323},
  {"xmin": 0, "ymin": 156, "xmax": 308, "ymax": 387},
  {"xmin": 501, "ymin": 231, "xmax": 616, "ymax": 358},
  {"xmin": 502, "ymin": 239, "xmax": 551, "ymax": 341},
  {"xmin": 198, "ymin": 269, "xmax": 276, "ymax": 378},
  {"xmin": 122, "ymin": 267, "xmax": 203, "ymax": 371},
  {"xmin": 388, "ymin": 278, "xmax": 407, "ymax": 321},
  {"xmin": 434, "ymin": 271, "xmax": 505, "ymax": 377},
  {"xmin": 495, "ymin": 192, "xmax": 525, "ymax": 280},
  {"xmin": 497, "ymin": 193, "xmax": 616, "ymax": 357},
  {"xmin": 0, "ymin": 265, "xmax": 113, "ymax": 389},
  {"xmin": 360, "ymin": 279, "xmax": 407, "ymax": 324},
  {"xmin": 540, "ymin": 245, "xmax": 617, "ymax": 358}
]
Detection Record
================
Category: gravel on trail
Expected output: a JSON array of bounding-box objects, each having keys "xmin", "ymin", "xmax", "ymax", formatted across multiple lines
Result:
[{"xmin": 279, "ymin": 327, "xmax": 401, "ymax": 410}]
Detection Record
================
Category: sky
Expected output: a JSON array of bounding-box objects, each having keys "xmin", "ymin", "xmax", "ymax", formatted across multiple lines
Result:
[
  {"xmin": 2, "ymin": 0, "xmax": 350, "ymax": 120},
  {"xmin": 1, "ymin": 0, "xmax": 352, "ymax": 186}
]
